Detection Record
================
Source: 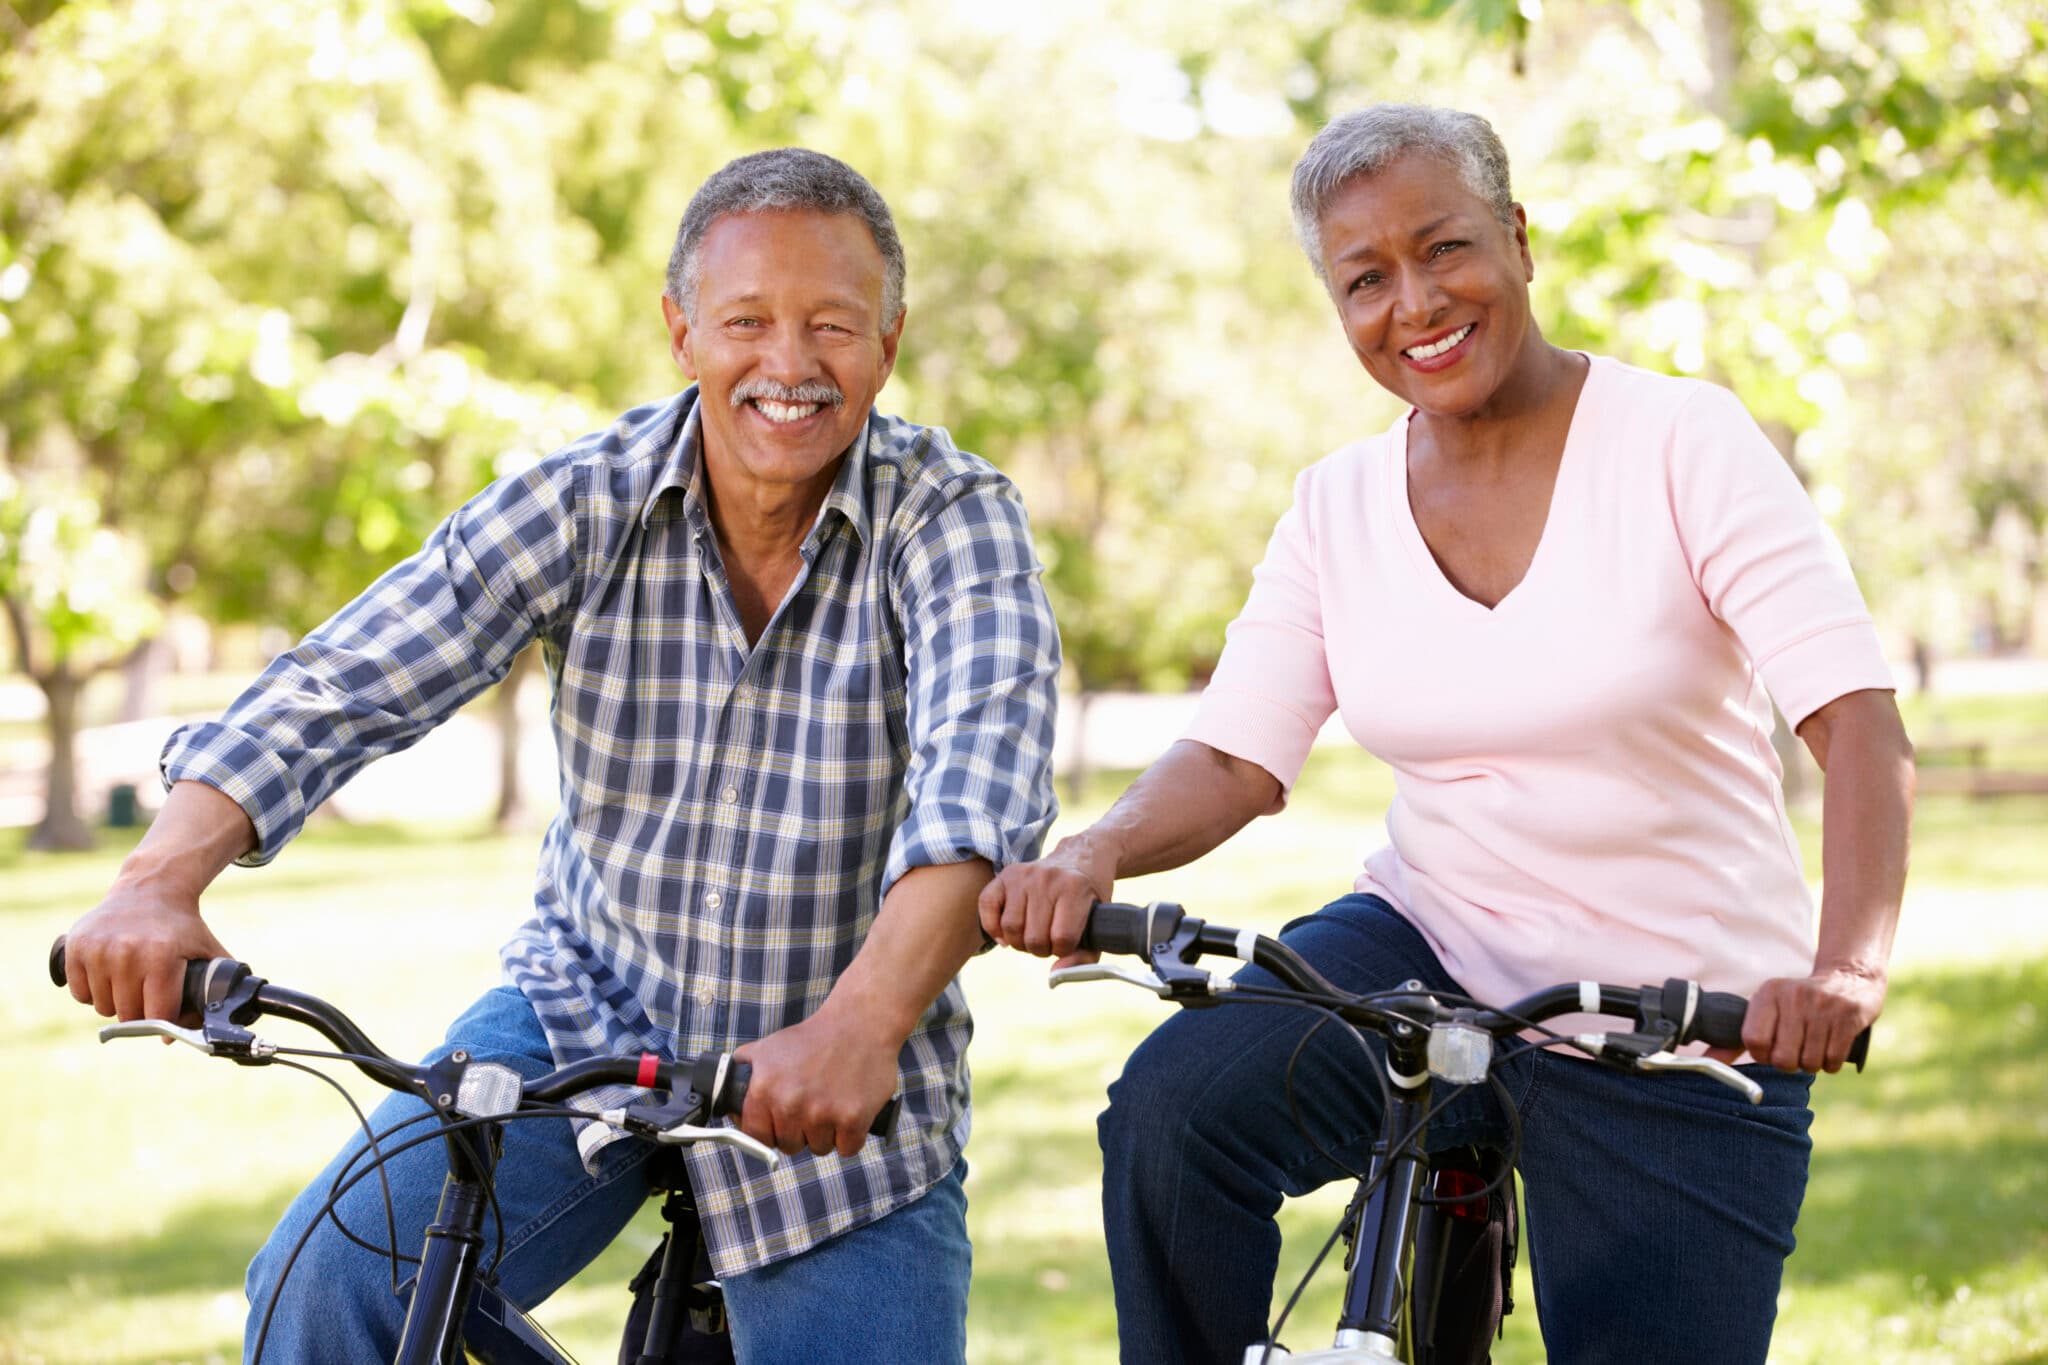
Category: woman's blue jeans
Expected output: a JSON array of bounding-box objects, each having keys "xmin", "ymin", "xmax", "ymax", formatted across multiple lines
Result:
[
  {"xmin": 244, "ymin": 985, "xmax": 970, "ymax": 1363},
  {"xmin": 1098, "ymin": 894, "xmax": 1815, "ymax": 1364}
]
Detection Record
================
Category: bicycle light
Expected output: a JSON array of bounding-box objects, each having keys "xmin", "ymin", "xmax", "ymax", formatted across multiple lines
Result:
[
  {"xmin": 456, "ymin": 1061, "xmax": 525, "ymax": 1118},
  {"xmin": 1427, "ymin": 1020, "xmax": 1491, "ymax": 1086}
]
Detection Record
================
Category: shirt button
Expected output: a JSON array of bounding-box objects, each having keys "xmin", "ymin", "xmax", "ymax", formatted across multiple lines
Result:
[
  {"xmin": 721, "ymin": 785, "xmax": 739, "ymax": 803},
  {"xmin": 697, "ymin": 985, "xmax": 716, "ymax": 1007},
  {"xmin": 704, "ymin": 891, "xmax": 723, "ymax": 910}
]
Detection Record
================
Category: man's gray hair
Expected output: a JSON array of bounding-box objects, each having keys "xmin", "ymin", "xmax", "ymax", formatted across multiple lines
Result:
[
  {"xmin": 1290, "ymin": 105, "xmax": 1517, "ymax": 284},
  {"xmin": 665, "ymin": 148, "xmax": 906, "ymax": 324}
]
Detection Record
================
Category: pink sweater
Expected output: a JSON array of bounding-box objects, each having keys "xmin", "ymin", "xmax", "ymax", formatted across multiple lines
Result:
[{"xmin": 1186, "ymin": 355, "xmax": 1893, "ymax": 1013}]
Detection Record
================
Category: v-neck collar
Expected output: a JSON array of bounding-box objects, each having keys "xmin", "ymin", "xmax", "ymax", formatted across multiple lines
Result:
[{"xmin": 1389, "ymin": 354, "xmax": 1599, "ymax": 617}]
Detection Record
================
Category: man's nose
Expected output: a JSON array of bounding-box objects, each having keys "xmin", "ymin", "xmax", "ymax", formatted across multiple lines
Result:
[{"xmin": 760, "ymin": 322, "xmax": 821, "ymax": 383}]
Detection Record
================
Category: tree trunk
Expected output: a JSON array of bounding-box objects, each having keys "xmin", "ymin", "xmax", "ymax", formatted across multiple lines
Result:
[
  {"xmin": 492, "ymin": 645, "xmax": 537, "ymax": 831},
  {"xmin": 119, "ymin": 634, "xmax": 166, "ymax": 724},
  {"xmin": 29, "ymin": 669, "xmax": 95, "ymax": 851}
]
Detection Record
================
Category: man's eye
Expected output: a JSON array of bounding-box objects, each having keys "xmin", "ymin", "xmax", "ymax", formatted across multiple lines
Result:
[{"xmin": 1431, "ymin": 241, "xmax": 1466, "ymax": 258}]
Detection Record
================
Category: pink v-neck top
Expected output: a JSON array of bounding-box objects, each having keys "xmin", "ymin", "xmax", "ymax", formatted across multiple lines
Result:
[{"xmin": 1186, "ymin": 355, "xmax": 1893, "ymax": 1010}]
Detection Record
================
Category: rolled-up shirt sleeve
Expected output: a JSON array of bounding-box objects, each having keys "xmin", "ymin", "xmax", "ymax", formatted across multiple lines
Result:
[
  {"xmin": 882, "ymin": 468, "xmax": 1060, "ymax": 894},
  {"xmin": 161, "ymin": 458, "xmax": 582, "ymax": 865},
  {"xmin": 1184, "ymin": 467, "xmax": 1339, "ymax": 799},
  {"xmin": 1666, "ymin": 384, "xmax": 1893, "ymax": 728}
]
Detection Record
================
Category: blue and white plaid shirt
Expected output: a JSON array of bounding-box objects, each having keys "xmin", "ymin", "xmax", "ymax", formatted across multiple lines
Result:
[{"xmin": 161, "ymin": 387, "xmax": 1060, "ymax": 1276}]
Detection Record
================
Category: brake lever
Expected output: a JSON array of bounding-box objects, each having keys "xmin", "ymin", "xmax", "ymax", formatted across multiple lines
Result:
[
  {"xmin": 1048, "ymin": 962, "xmax": 1172, "ymax": 997},
  {"xmin": 99, "ymin": 1020, "xmax": 221, "ymax": 1055},
  {"xmin": 646, "ymin": 1119, "xmax": 779, "ymax": 1166},
  {"xmin": 1634, "ymin": 1051, "xmax": 1764, "ymax": 1104}
]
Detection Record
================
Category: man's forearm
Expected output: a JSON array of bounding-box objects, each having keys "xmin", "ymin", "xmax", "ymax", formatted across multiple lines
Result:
[
  {"xmin": 117, "ymin": 780, "xmax": 259, "ymax": 898},
  {"xmin": 822, "ymin": 859, "xmax": 994, "ymax": 1044}
]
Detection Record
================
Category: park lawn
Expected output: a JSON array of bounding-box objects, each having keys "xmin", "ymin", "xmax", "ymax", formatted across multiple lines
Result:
[{"xmin": 0, "ymin": 745, "xmax": 2042, "ymax": 1363}]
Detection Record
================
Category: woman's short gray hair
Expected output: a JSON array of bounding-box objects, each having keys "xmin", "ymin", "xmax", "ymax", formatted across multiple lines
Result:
[
  {"xmin": 666, "ymin": 148, "xmax": 906, "ymax": 324},
  {"xmin": 1290, "ymin": 105, "xmax": 1516, "ymax": 284}
]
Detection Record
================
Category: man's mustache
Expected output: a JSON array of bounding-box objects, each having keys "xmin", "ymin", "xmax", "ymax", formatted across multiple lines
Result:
[{"xmin": 730, "ymin": 378, "xmax": 845, "ymax": 409}]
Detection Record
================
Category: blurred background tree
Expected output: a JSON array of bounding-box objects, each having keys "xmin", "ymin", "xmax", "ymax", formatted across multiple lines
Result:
[{"xmin": 2, "ymin": 0, "xmax": 2044, "ymax": 836}]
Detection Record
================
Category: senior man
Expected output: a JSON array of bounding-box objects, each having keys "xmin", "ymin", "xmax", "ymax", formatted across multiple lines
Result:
[{"xmin": 58, "ymin": 148, "xmax": 1059, "ymax": 1362}]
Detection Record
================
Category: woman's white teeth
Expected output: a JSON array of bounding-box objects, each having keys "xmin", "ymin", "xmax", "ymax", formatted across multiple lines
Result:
[
  {"xmin": 1406, "ymin": 325, "xmax": 1472, "ymax": 360},
  {"xmin": 754, "ymin": 400, "xmax": 820, "ymax": 423}
]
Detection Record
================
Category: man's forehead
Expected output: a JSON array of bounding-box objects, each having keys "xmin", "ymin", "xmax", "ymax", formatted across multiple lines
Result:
[
  {"xmin": 696, "ymin": 210, "xmax": 886, "ymax": 305},
  {"xmin": 700, "ymin": 206, "xmax": 883, "ymax": 254}
]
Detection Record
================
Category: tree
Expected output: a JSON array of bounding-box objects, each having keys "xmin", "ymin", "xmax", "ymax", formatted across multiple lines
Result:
[{"xmin": 0, "ymin": 466, "xmax": 158, "ymax": 847}]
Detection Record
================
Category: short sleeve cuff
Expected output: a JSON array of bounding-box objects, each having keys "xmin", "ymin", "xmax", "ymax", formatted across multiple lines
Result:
[
  {"xmin": 159, "ymin": 722, "xmax": 305, "ymax": 867},
  {"xmin": 1755, "ymin": 619, "xmax": 1896, "ymax": 730},
  {"xmin": 1183, "ymin": 683, "xmax": 1321, "ymax": 797}
]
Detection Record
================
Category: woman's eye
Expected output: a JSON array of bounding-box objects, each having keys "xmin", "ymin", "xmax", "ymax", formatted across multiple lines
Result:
[{"xmin": 1349, "ymin": 272, "xmax": 1382, "ymax": 293}]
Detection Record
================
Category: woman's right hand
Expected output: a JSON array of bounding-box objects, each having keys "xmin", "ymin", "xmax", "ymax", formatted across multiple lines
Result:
[{"xmin": 977, "ymin": 833, "xmax": 1119, "ymax": 965}]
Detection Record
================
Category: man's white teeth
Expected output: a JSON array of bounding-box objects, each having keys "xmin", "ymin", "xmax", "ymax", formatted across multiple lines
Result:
[
  {"xmin": 754, "ymin": 400, "xmax": 820, "ymax": 423},
  {"xmin": 1406, "ymin": 324, "xmax": 1472, "ymax": 360}
]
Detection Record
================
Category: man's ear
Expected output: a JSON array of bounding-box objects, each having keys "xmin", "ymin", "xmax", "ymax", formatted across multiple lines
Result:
[
  {"xmin": 877, "ymin": 306, "xmax": 906, "ymax": 387},
  {"xmin": 660, "ymin": 294, "xmax": 697, "ymax": 380}
]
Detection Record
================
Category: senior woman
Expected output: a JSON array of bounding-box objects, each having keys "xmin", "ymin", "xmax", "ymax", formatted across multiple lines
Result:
[{"xmin": 979, "ymin": 104, "xmax": 1913, "ymax": 1363}]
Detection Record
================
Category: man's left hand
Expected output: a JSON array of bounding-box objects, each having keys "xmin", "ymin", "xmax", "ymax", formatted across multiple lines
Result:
[
  {"xmin": 733, "ymin": 1006, "xmax": 902, "ymax": 1158},
  {"xmin": 1707, "ymin": 966, "xmax": 1886, "ymax": 1074}
]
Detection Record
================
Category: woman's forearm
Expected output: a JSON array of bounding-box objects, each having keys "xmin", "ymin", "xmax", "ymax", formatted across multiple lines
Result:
[{"xmin": 1067, "ymin": 740, "xmax": 1283, "ymax": 881}]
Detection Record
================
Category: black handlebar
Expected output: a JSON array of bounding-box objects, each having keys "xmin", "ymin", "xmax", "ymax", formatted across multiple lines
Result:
[
  {"xmin": 1076, "ymin": 900, "xmax": 1182, "ymax": 956},
  {"xmin": 1072, "ymin": 903, "xmax": 1873, "ymax": 1069},
  {"xmin": 50, "ymin": 934, "xmax": 906, "ymax": 1133},
  {"xmin": 1692, "ymin": 987, "xmax": 1750, "ymax": 1051}
]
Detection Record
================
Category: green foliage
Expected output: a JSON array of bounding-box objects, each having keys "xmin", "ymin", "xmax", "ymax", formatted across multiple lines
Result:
[
  {"xmin": 2, "ymin": 0, "xmax": 2045, "ymax": 693},
  {"xmin": 0, "ymin": 468, "xmax": 158, "ymax": 673}
]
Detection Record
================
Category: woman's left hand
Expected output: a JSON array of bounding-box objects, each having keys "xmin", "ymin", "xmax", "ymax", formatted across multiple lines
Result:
[{"xmin": 1707, "ymin": 967, "xmax": 1886, "ymax": 1073}]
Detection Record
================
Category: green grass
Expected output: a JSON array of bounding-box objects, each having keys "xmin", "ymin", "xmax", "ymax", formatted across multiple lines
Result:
[{"xmin": 4, "ymin": 719, "xmax": 2046, "ymax": 1362}]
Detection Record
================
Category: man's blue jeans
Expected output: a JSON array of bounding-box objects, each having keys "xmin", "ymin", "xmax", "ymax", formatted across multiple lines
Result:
[
  {"xmin": 1098, "ymin": 894, "xmax": 1816, "ymax": 1364},
  {"xmin": 244, "ymin": 985, "xmax": 970, "ymax": 1363}
]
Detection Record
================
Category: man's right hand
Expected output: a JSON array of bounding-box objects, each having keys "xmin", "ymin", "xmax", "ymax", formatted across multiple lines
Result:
[
  {"xmin": 61, "ymin": 780, "xmax": 252, "ymax": 1023},
  {"xmin": 976, "ymin": 833, "xmax": 1118, "ymax": 965},
  {"xmin": 63, "ymin": 884, "xmax": 230, "ymax": 1024}
]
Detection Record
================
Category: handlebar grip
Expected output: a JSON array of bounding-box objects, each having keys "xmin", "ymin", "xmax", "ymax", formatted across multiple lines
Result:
[
  {"xmin": 714, "ymin": 1059, "xmax": 902, "ymax": 1137},
  {"xmin": 1686, "ymin": 985, "xmax": 1876, "ymax": 1071},
  {"xmin": 1689, "ymin": 989, "xmax": 1750, "ymax": 1050},
  {"xmin": 1077, "ymin": 900, "xmax": 1183, "ymax": 956},
  {"xmin": 48, "ymin": 934, "xmax": 211, "ymax": 1016}
]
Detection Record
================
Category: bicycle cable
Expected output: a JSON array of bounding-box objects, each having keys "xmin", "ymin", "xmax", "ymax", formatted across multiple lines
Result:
[
  {"xmin": 250, "ymin": 1103, "xmax": 587, "ymax": 1364},
  {"xmin": 1262, "ymin": 1045, "xmax": 1531, "ymax": 1360}
]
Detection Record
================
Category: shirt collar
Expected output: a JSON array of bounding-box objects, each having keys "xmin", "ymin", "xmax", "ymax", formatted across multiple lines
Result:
[{"xmin": 645, "ymin": 387, "xmax": 871, "ymax": 551}]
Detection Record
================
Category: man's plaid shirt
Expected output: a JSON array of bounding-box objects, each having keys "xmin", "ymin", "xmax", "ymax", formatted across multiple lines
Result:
[{"xmin": 160, "ymin": 388, "xmax": 1060, "ymax": 1276}]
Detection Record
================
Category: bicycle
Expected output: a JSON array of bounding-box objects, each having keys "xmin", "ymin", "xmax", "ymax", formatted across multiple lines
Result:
[
  {"xmin": 1055, "ymin": 900, "xmax": 1872, "ymax": 1365},
  {"xmin": 47, "ymin": 937, "xmax": 899, "ymax": 1364}
]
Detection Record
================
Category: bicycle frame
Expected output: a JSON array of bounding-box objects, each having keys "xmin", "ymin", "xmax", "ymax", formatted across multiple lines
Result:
[
  {"xmin": 1333, "ymin": 1035, "xmax": 1436, "ymax": 1359},
  {"xmin": 1058, "ymin": 900, "xmax": 1810, "ymax": 1365}
]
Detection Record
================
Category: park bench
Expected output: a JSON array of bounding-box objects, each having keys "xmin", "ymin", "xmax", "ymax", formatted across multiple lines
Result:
[{"xmin": 1911, "ymin": 736, "xmax": 2048, "ymax": 798}]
